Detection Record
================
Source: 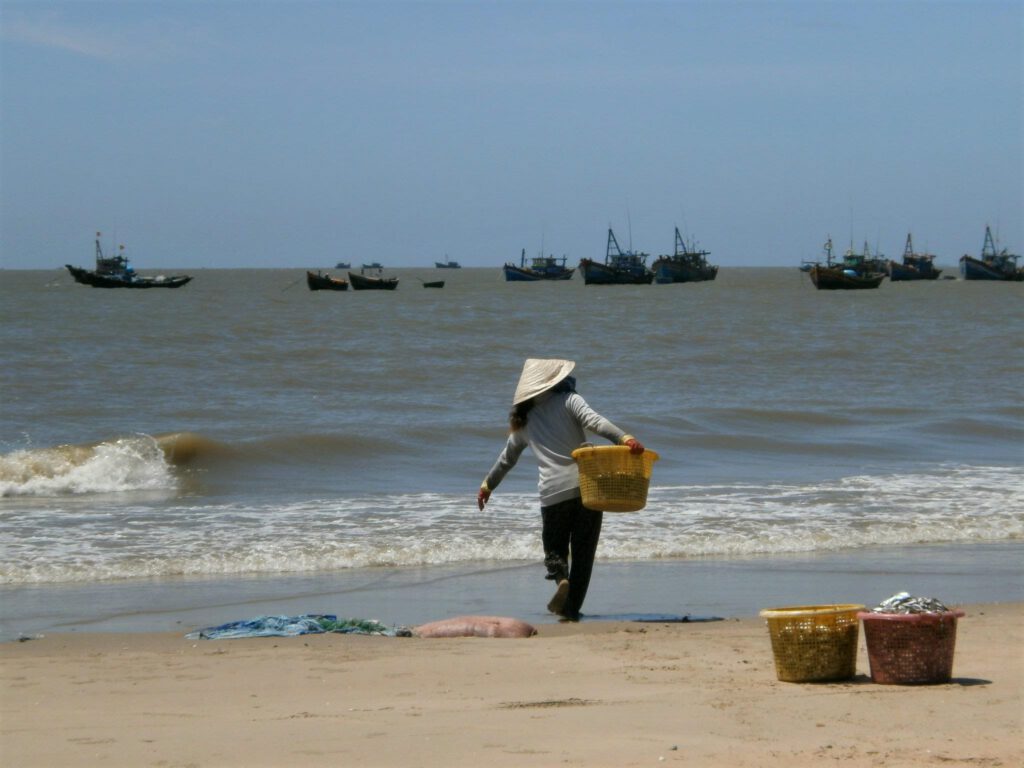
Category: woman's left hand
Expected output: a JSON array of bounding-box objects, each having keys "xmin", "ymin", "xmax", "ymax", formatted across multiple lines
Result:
[
  {"xmin": 624, "ymin": 438, "xmax": 645, "ymax": 454},
  {"xmin": 477, "ymin": 486, "xmax": 491, "ymax": 510}
]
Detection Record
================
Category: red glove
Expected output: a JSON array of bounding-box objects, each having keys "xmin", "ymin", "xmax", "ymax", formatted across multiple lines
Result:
[
  {"xmin": 477, "ymin": 485, "xmax": 491, "ymax": 511},
  {"xmin": 624, "ymin": 437, "xmax": 645, "ymax": 455}
]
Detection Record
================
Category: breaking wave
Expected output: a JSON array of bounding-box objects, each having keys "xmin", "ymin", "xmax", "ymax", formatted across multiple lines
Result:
[
  {"xmin": 1, "ymin": 463, "xmax": 1019, "ymax": 585},
  {"xmin": 0, "ymin": 435, "xmax": 179, "ymax": 497}
]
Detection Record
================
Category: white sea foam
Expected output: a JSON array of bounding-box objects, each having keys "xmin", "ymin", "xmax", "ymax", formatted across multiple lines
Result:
[
  {"xmin": 0, "ymin": 436, "xmax": 176, "ymax": 498},
  {"xmin": 1, "ymin": 464, "xmax": 1020, "ymax": 585}
]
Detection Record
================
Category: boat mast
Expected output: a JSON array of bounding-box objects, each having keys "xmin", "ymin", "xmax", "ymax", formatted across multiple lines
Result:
[
  {"xmin": 982, "ymin": 225, "xmax": 997, "ymax": 259},
  {"xmin": 904, "ymin": 233, "xmax": 913, "ymax": 259},
  {"xmin": 606, "ymin": 228, "xmax": 622, "ymax": 262}
]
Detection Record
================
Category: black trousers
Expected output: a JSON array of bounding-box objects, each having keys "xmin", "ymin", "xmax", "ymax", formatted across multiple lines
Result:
[{"xmin": 541, "ymin": 496, "xmax": 603, "ymax": 619}]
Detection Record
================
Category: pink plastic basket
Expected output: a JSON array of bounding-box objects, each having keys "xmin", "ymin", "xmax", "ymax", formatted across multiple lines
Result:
[{"xmin": 858, "ymin": 610, "xmax": 965, "ymax": 685}]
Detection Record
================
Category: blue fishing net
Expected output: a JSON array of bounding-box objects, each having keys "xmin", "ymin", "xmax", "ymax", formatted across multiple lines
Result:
[{"xmin": 186, "ymin": 614, "xmax": 413, "ymax": 640}]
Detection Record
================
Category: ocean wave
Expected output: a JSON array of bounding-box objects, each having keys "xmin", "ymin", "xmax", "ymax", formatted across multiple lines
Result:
[
  {"xmin": 1, "ymin": 464, "xmax": 1020, "ymax": 585},
  {"xmin": 0, "ymin": 430, "xmax": 409, "ymax": 498},
  {"xmin": 0, "ymin": 435, "xmax": 177, "ymax": 497}
]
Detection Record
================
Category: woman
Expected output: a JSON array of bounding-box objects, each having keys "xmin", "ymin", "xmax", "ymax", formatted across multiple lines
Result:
[{"xmin": 477, "ymin": 358, "xmax": 644, "ymax": 621}]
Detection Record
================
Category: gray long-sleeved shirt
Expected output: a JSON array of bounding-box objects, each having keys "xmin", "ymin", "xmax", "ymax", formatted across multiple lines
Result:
[{"xmin": 483, "ymin": 391, "xmax": 630, "ymax": 506}]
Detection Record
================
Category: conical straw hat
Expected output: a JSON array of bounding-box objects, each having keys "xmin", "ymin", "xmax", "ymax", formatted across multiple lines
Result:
[{"xmin": 512, "ymin": 358, "xmax": 575, "ymax": 405}]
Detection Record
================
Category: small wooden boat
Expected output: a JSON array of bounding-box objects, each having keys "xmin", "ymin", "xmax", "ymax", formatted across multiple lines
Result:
[
  {"xmin": 959, "ymin": 225, "xmax": 1023, "ymax": 281},
  {"xmin": 578, "ymin": 229, "xmax": 654, "ymax": 285},
  {"xmin": 422, "ymin": 280, "xmax": 445, "ymax": 288},
  {"xmin": 349, "ymin": 270, "xmax": 399, "ymax": 290},
  {"xmin": 67, "ymin": 233, "xmax": 192, "ymax": 289},
  {"xmin": 652, "ymin": 227, "xmax": 717, "ymax": 283},
  {"xmin": 503, "ymin": 249, "xmax": 574, "ymax": 281},
  {"xmin": 306, "ymin": 270, "xmax": 348, "ymax": 291}
]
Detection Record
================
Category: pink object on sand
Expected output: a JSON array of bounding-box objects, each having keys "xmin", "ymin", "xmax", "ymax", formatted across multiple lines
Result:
[{"xmin": 413, "ymin": 616, "xmax": 537, "ymax": 638}]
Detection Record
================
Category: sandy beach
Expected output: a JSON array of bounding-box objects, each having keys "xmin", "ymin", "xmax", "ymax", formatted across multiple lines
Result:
[{"xmin": 2, "ymin": 601, "xmax": 1020, "ymax": 768}]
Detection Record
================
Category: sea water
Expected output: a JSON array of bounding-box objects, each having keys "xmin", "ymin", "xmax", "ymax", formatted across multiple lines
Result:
[{"xmin": 1, "ymin": 267, "xmax": 1021, "ymax": 634}]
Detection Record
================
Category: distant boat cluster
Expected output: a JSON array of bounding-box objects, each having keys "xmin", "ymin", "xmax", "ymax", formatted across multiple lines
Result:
[
  {"xmin": 64, "ymin": 225, "xmax": 1021, "ymax": 292},
  {"xmin": 801, "ymin": 226, "xmax": 1023, "ymax": 290},
  {"xmin": 504, "ymin": 227, "xmax": 718, "ymax": 285},
  {"xmin": 307, "ymin": 264, "xmax": 401, "ymax": 291}
]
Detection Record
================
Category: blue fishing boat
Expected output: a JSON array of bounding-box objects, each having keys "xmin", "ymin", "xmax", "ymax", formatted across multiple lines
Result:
[
  {"xmin": 578, "ymin": 229, "xmax": 654, "ymax": 285},
  {"xmin": 959, "ymin": 225, "xmax": 1022, "ymax": 281},
  {"xmin": 888, "ymin": 234, "xmax": 941, "ymax": 281},
  {"xmin": 503, "ymin": 249, "xmax": 574, "ymax": 281},
  {"xmin": 66, "ymin": 233, "xmax": 192, "ymax": 289},
  {"xmin": 652, "ymin": 228, "xmax": 717, "ymax": 284}
]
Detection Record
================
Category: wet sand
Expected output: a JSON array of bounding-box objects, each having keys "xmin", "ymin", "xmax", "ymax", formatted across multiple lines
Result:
[{"xmin": 3, "ymin": 542, "xmax": 1021, "ymax": 640}]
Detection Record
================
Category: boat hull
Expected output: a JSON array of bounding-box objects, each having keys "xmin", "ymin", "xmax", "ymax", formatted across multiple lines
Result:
[
  {"xmin": 959, "ymin": 255, "xmax": 1024, "ymax": 281},
  {"xmin": 348, "ymin": 272, "xmax": 399, "ymax": 290},
  {"xmin": 578, "ymin": 259, "xmax": 654, "ymax": 285},
  {"xmin": 888, "ymin": 260, "xmax": 941, "ymax": 281},
  {"xmin": 809, "ymin": 266, "xmax": 884, "ymax": 290},
  {"xmin": 306, "ymin": 271, "xmax": 348, "ymax": 291},
  {"xmin": 651, "ymin": 258, "xmax": 718, "ymax": 284},
  {"xmin": 503, "ymin": 264, "xmax": 574, "ymax": 281},
  {"xmin": 66, "ymin": 265, "xmax": 192, "ymax": 288}
]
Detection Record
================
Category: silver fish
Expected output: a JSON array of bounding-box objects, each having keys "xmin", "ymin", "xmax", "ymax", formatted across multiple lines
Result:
[{"xmin": 870, "ymin": 591, "xmax": 951, "ymax": 614}]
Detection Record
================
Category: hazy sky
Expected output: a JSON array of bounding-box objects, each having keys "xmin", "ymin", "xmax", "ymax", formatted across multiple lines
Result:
[{"xmin": 1, "ymin": 0, "xmax": 1021, "ymax": 269}]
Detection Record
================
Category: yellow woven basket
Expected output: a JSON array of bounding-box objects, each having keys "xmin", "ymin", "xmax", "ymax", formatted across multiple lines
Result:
[
  {"xmin": 571, "ymin": 445, "xmax": 659, "ymax": 512},
  {"xmin": 759, "ymin": 604, "xmax": 864, "ymax": 682}
]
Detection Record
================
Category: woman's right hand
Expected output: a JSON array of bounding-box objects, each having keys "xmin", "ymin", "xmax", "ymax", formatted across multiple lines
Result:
[{"xmin": 624, "ymin": 437, "xmax": 645, "ymax": 454}]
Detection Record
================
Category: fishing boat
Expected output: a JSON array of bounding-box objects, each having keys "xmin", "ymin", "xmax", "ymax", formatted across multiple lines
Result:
[
  {"xmin": 335, "ymin": 261, "xmax": 351, "ymax": 269},
  {"xmin": 435, "ymin": 257, "xmax": 461, "ymax": 269},
  {"xmin": 652, "ymin": 228, "xmax": 718, "ymax": 283},
  {"xmin": 348, "ymin": 269, "xmax": 399, "ymax": 290},
  {"xmin": 846, "ymin": 241, "xmax": 888, "ymax": 275},
  {"xmin": 66, "ymin": 233, "xmax": 192, "ymax": 289},
  {"xmin": 808, "ymin": 237, "xmax": 885, "ymax": 290},
  {"xmin": 578, "ymin": 229, "xmax": 654, "ymax": 285},
  {"xmin": 306, "ymin": 270, "xmax": 348, "ymax": 291},
  {"xmin": 362, "ymin": 262, "xmax": 384, "ymax": 270},
  {"xmin": 422, "ymin": 280, "xmax": 445, "ymax": 288},
  {"xmin": 959, "ymin": 225, "xmax": 1023, "ymax": 281},
  {"xmin": 888, "ymin": 234, "xmax": 941, "ymax": 281},
  {"xmin": 503, "ymin": 248, "xmax": 574, "ymax": 281}
]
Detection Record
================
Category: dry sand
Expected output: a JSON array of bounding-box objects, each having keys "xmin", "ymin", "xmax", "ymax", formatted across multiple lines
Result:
[{"xmin": 2, "ymin": 602, "xmax": 1020, "ymax": 767}]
